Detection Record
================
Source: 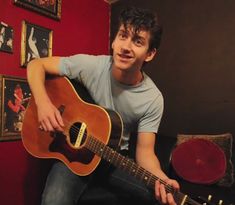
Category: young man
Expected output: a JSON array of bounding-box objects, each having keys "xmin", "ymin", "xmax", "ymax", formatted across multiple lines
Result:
[{"xmin": 27, "ymin": 6, "xmax": 179, "ymax": 205}]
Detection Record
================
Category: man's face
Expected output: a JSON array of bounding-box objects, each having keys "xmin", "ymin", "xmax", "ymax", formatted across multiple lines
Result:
[{"xmin": 112, "ymin": 24, "xmax": 155, "ymax": 72}]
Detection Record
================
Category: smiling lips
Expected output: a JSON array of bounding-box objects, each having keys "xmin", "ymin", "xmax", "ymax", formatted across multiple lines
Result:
[{"xmin": 117, "ymin": 53, "xmax": 133, "ymax": 62}]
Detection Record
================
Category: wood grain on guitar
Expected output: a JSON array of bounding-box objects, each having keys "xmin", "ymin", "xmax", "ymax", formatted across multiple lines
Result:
[{"xmin": 21, "ymin": 77, "xmax": 222, "ymax": 205}]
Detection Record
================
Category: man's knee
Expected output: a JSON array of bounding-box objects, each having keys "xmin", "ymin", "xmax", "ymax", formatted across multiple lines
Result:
[{"xmin": 41, "ymin": 189, "xmax": 75, "ymax": 205}]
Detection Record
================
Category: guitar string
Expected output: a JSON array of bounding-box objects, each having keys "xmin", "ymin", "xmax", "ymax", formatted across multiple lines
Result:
[
  {"xmin": 56, "ymin": 119, "xmax": 178, "ymax": 196},
  {"xmin": 86, "ymin": 135, "xmax": 187, "ymax": 204},
  {"xmin": 52, "ymin": 119, "xmax": 194, "ymax": 204},
  {"xmin": 53, "ymin": 119, "xmax": 177, "ymax": 194}
]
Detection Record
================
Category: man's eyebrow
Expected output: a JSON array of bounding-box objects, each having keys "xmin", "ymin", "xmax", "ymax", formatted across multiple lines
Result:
[
  {"xmin": 133, "ymin": 34, "xmax": 146, "ymax": 42},
  {"xmin": 118, "ymin": 28, "xmax": 128, "ymax": 34},
  {"xmin": 118, "ymin": 28, "xmax": 147, "ymax": 43}
]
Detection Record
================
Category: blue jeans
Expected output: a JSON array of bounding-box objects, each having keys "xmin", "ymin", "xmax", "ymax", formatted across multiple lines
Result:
[{"xmin": 41, "ymin": 161, "xmax": 157, "ymax": 205}]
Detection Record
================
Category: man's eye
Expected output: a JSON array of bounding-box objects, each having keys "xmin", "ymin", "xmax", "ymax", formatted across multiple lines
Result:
[
  {"xmin": 118, "ymin": 33, "xmax": 127, "ymax": 39},
  {"xmin": 134, "ymin": 39, "xmax": 143, "ymax": 46}
]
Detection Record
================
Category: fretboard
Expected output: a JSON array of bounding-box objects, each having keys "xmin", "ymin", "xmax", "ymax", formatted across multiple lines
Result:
[{"xmin": 85, "ymin": 135, "xmax": 202, "ymax": 205}]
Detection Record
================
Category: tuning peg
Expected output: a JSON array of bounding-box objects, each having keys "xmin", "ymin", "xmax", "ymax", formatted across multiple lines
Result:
[
  {"xmin": 207, "ymin": 195, "xmax": 212, "ymax": 201},
  {"xmin": 218, "ymin": 200, "xmax": 223, "ymax": 205}
]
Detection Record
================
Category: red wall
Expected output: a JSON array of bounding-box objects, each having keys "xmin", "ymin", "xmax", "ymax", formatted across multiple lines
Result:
[{"xmin": 0, "ymin": 1, "xmax": 110, "ymax": 204}]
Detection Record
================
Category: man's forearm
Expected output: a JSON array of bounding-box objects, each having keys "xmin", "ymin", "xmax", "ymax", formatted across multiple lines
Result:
[
  {"xmin": 27, "ymin": 57, "xmax": 61, "ymax": 106},
  {"xmin": 27, "ymin": 59, "xmax": 50, "ymax": 106}
]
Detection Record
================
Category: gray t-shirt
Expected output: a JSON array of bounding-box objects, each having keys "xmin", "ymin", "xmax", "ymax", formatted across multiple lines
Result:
[{"xmin": 59, "ymin": 54, "xmax": 164, "ymax": 150}]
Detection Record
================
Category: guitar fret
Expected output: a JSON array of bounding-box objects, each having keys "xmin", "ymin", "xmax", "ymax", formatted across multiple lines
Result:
[
  {"xmin": 86, "ymin": 136, "xmax": 197, "ymax": 205},
  {"xmin": 90, "ymin": 137, "xmax": 98, "ymax": 154},
  {"xmin": 118, "ymin": 154, "xmax": 124, "ymax": 167},
  {"xmin": 146, "ymin": 173, "xmax": 153, "ymax": 186},
  {"xmin": 88, "ymin": 136, "xmax": 117, "ymax": 165},
  {"xmin": 120, "ymin": 156, "xmax": 127, "ymax": 170},
  {"xmin": 125, "ymin": 158, "xmax": 130, "ymax": 171},
  {"xmin": 136, "ymin": 166, "xmax": 144, "ymax": 180},
  {"xmin": 104, "ymin": 146, "xmax": 114, "ymax": 163},
  {"xmin": 139, "ymin": 167, "xmax": 146, "ymax": 179},
  {"xmin": 102, "ymin": 145, "xmax": 109, "ymax": 159},
  {"xmin": 131, "ymin": 163, "xmax": 138, "ymax": 177},
  {"xmin": 108, "ymin": 148, "xmax": 116, "ymax": 163},
  {"xmin": 86, "ymin": 136, "xmax": 93, "ymax": 151},
  {"xmin": 113, "ymin": 152, "xmax": 122, "ymax": 167},
  {"xmin": 88, "ymin": 136, "xmax": 155, "ymax": 188},
  {"xmin": 88, "ymin": 136, "xmax": 103, "ymax": 156},
  {"xmin": 97, "ymin": 143, "xmax": 105, "ymax": 157},
  {"xmin": 149, "ymin": 176, "xmax": 156, "ymax": 188},
  {"xmin": 125, "ymin": 158, "xmax": 133, "ymax": 174},
  {"xmin": 141, "ymin": 168, "xmax": 147, "ymax": 181},
  {"xmin": 116, "ymin": 153, "xmax": 123, "ymax": 167},
  {"xmin": 140, "ymin": 168, "xmax": 152, "ymax": 186}
]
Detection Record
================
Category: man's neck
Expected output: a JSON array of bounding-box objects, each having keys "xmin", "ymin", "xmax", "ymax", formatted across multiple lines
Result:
[{"xmin": 112, "ymin": 67, "xmax": 143, "ymax": 86}]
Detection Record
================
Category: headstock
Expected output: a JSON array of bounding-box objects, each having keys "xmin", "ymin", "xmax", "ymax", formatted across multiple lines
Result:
[{"xmin": 197, "ymin": 195, "xmax": 232, "ymax": 205}]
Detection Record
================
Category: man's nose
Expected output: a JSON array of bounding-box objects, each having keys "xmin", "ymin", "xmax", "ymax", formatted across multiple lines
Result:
[{"xmin": 121, "ymin": 38, "xmax": 132, "ymax": 51}]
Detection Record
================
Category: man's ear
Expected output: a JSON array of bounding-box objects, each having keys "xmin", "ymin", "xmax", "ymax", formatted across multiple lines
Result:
[{"xmin": 145, "ymin": 48, "xmax": 157, "ymax": 62}]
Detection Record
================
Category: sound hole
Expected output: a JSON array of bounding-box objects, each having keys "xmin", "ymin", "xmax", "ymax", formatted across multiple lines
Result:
[{"xmin": 69, "ymin": 122, "xmax": 87, "ymax": 146}]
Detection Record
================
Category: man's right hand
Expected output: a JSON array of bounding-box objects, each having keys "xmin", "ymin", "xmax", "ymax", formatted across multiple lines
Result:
[{"xmin": 37, "ymin": 101, "xmax": 64, "ymax": 132}]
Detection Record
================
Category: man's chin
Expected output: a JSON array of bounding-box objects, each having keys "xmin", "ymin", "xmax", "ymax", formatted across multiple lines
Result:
[
  {"xmin": 115, "ymin": 64, "xmax": 131, "ymax": 71},
  {"xmin": 113, "ymin": 60, "xmax": 133, "ymax": 70}
]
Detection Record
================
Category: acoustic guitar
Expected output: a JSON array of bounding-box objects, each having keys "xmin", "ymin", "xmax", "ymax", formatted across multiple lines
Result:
[{"xmin": 21, "ymin": 77, "xmax": 214, "ymax": 205}]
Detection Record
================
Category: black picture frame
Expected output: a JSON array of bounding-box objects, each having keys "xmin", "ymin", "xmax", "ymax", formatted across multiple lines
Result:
[
  {"xmin": 0, "ymin": 22, "xmax": 13, "ymax": 53},
  {"xmin": 0, "ymin": 75, "xmax": 31, "ymax": 141},
  {"xmin": 13, "ymin": 0, "xmax": 62, "ymax": 21},
  {"xmin": 21, "ymin": 20, "xmax": 53, "ymax": 67}
]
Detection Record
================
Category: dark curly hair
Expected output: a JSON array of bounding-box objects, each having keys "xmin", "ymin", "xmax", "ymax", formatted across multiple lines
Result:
[{"xmin": 118, "ymin": 7, "xmax": 162, "ymax": 50}]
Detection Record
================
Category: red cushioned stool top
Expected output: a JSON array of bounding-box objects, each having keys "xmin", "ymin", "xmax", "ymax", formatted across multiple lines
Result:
[{"xmin": 171, "ymin": 138, "xmax": 226, "ymax": 184}]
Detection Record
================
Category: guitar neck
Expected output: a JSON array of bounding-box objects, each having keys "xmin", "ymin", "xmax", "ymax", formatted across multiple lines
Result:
[{"xmin": 85, "ymin": 135, "xmax": 202, "ymax": 205}]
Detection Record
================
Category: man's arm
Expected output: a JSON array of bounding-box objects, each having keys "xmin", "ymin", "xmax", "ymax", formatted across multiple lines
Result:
[
  {"xmin": 27, "ymin": 57, "xmax": 64, "ymax": 131},
  {"xmin": 136, "ymin": 132, "xmax": 179, "ymax": 205}
]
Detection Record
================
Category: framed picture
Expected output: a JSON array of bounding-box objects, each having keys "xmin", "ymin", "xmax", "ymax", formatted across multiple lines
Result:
[
  {"xmin": 21, "ymin": 20, "xmax": 53, "ymax": 67},
  {"xmin": 13, "ymin": 0, "xmax": 62, "ymax": 20},
  {"xmin": 0, "ymin": 22, "xmax": 13, "ymax": 53},
  {"xmin": 0, "ymin": 75, "xmax": 31, "ymax": 141}
]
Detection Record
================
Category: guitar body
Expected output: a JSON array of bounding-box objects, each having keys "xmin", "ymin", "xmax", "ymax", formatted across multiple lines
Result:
[
  {"xmin": 21, "ymin": 77, "xmax": 226, "ymax": 205},
  {"xmin": 22, "ymin": 77, "xmax": 123, "ymax": 176}
]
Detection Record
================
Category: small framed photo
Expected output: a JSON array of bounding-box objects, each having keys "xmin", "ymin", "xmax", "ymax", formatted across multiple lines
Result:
[
  {"xmin": 0, "ymin": 22, "xmax": 13, "ymax": 53},
  {"xmin": 21, "ymin": 20, "xmax": 53, "ymax": 67},
  {"xmin": 0, "ymin": 75, "xmax": 31, "ymax": 141},
  {"xmin": 13, "ymin": 0, "xmax": 62, "ymax": 20}
]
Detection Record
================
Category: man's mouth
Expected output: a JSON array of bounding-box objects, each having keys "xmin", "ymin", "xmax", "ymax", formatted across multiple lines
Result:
[{"xmin": 118, "ymin": 53, "xmax": 133, "ymax": 60}]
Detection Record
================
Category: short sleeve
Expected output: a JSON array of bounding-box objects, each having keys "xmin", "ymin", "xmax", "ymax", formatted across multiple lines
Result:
[
  {"xmin": 58, "ymin": 54, "xmax": 102, "ymax": 80},
  {"xmin": 138, "ymin": 94, "xmax": 164, "ymax": 134}
]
